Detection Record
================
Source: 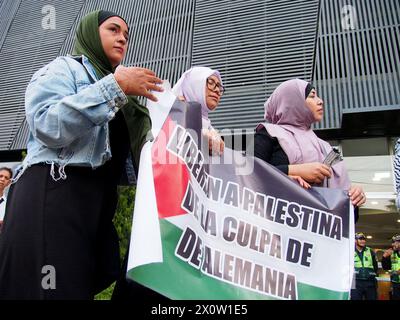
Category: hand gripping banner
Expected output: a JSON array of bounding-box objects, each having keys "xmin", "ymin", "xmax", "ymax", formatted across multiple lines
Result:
[{"xmin": 127, "ymin": 82, "xmax": 354, "ymax": 300}]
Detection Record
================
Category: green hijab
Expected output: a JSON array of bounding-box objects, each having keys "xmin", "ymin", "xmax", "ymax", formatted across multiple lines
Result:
[{"xmin": 72, "ymin": 10, "xmax": 151, "ymax": 169}]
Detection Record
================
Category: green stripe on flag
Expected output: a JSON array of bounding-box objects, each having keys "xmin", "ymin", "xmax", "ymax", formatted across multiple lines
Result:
[
  {"xmin": 297, "ymin": 283, "xmax": 349, "ymax": 300},
  {"xmin": 128, "ymin": 220, "xmax": 349, "ymax": 300}
]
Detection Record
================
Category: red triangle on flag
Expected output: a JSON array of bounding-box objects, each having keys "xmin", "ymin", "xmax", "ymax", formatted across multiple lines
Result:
[{"xmin": 152, "ymin": 117, "xmax": 190, "ymax": 219}]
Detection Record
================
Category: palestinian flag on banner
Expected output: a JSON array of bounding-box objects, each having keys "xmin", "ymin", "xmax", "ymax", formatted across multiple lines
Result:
[{"xmin": 127, "ymin": 83, "xmax": 354, "ymax": 300}]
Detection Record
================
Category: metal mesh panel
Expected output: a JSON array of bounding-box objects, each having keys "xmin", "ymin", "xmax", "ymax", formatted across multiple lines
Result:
[
  {"xmin": 314, "ymin": 0, "xmax": 400, "ymax": 130},
  {"xmin": 61, "ymin": 0, "xmax": 195, "ymax": 88},
  {"xmin": 0, "ymin": 0, "xmax": 86, "ymax": 150},
  {"xmin": 0, "ymin": 0, "xmax": 196, "ymax": 150},
  {"xmin": 192, "ymin": 0, "xmax": 320, "ymax": 130},
  {"xmin": 3, "ymin": 0, "xmax": 398, "ymax": 151},
  {"xmin": 0, "ymin": 0, "xmax": 21, "ymax": 49}
]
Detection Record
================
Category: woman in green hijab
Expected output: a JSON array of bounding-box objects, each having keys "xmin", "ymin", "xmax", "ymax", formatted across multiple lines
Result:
[{"xmin": 0, "ymin": 10, "xmax": 162, "ymax": 300}]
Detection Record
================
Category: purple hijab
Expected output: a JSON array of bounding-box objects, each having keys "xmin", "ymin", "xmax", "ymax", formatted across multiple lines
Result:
[
  {"xmin": 172, "ymin": 66, "xmax": 222, "ymax": 130},
  {"xmin": 257, "ymin": 79, "xmax": 350, "ymax": 190}
]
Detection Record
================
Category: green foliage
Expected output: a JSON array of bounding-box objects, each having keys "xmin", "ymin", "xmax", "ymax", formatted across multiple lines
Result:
[
  {"xmin": 95, "ymin": 185, "xmax": 136, "ymax": 300},
  {"xmin": 114, "ymin": 185, "xmax": 136, "ymax": 259},
  {"xmin": 95, "ymin": 282, "xmax": 115, "ymax": 300}
]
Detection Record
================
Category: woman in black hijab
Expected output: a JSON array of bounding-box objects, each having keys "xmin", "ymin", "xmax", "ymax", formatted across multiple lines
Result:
[{"xmin": 0, "ymin": 10, "xmax": 162, "ymax": 300}]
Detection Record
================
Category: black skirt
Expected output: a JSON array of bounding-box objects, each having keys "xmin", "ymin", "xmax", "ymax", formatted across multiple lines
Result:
[{"xmin": 0, "ymin": 163, "xmax": 120, "ymax": 300}]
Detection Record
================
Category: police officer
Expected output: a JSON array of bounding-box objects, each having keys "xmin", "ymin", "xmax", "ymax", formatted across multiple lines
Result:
[
  {"xmin": 351, "ymin": 232, "xmax": 378, "ymax": 300},
  {"xmin": 381, "ymin": 234, "xmax": 400, "ymax": 300}
]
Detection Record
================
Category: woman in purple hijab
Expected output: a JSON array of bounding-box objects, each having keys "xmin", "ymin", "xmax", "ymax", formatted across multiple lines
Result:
[{"xmin": 254, "ymin": 79, "xmax": 366, "ymax": 210}]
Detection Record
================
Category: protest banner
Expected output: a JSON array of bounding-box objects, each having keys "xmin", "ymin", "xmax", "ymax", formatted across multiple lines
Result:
[{"xmin": 127, "ymin": 83, "xmax": 354, "ymax": 300}]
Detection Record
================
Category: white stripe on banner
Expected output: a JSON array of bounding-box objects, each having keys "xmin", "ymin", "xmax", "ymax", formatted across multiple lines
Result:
[
  {"xmin": 147, "ymin": 81, "xmax": 176, "ymax": 140},
  {"xmin": 128, "ymin": 141, "xmax": 163, "ymax": 269},
  {"xmin": 348, "ymin": 201, "xmax": 355, "ymax": 296},
  {"xmin": 128, "ymin": 82, "xmax": 176, "ymax": 269}
]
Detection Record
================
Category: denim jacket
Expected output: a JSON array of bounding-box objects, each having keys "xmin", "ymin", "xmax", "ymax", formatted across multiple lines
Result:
[{"xmin": 15, "ymin": 55, "xmax": 129, "ymax": 181}]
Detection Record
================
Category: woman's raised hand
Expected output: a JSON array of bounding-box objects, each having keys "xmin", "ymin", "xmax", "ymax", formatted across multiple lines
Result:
[
  {"xmin": 289, "ymin": 175, "xmax": 311, "ymax": 189},
  {"xmin": 288, "ymin": 162, "xmax": 331, "ymax": 184},
  {"xmin": 114, "ymin": 66, "xmax": 163, "ymax": 101},
  {"xmin": 348, "ymin": 185, "xmax": 366, "ymax": 207},
  {"xmin": 204, "ymin": 129, "xmax": 224, "ymax": 156}
]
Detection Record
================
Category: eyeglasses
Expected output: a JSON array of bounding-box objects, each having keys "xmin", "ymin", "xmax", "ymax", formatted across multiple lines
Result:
[{"xmin": 207, "ymin": 78, "xmax": 224, "ymax": 95}]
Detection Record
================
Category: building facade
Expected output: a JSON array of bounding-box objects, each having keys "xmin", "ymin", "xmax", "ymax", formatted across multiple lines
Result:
[{"xmin": 0, "ymin": 0, "xmax": 399, "ymax": 258}]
